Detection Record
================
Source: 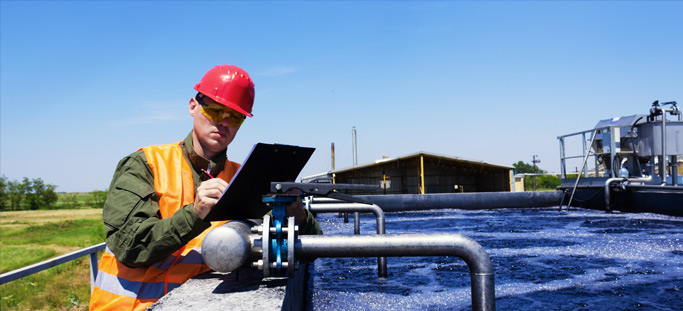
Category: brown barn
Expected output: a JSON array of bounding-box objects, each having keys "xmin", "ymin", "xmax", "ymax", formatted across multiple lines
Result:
[{"xmin": 302, "ymin": 152, "xmax": 513, "ymax": 195}]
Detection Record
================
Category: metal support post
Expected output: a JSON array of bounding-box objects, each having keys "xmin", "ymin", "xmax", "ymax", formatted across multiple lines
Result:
[
  {"xmin": 296, "ymin": 234, "xmax": 495, "ymax": 311},
  {"xmin": 308, "ymin": 202, "xmax": 387, "ymax": 278}
]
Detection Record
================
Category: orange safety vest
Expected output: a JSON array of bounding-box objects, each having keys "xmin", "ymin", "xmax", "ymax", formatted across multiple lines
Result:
[{"xmin": 90, "ymin": 142, "xmax": 239, "ymax": 311}]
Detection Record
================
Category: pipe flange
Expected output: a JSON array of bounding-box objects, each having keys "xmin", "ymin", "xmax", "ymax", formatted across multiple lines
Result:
[
  {"xmin": 287, "ymin": 216, "xmax": 297, "ymax": 277},
  {"xmin": 261, "ymin": 214, "xmax": 271, "ymax": 277}
]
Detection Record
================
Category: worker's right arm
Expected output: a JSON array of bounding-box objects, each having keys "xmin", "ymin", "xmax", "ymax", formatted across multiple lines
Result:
[{"xmin": 102, "ymin": 151, "xmax": 211, "ymax": 267}]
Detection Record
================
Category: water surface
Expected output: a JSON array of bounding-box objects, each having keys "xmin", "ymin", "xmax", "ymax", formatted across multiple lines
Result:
[{"xmin": 307, "ymin": 207, "xmax": 683, "ymax": 310}]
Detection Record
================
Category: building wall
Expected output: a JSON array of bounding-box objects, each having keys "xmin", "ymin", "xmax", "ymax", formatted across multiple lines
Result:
[{"xmin": 334, "ymin": 155, "xmax": 511, "ymax": 195}]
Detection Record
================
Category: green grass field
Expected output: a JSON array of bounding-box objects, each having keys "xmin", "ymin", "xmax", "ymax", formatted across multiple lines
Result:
[
  {"xmin": 56, "ymin": 192, "xmax": 95, "ymax": 209},
  {"xmin": 0, "ymin": 209, "xmax": 104, "ymax": 310}
]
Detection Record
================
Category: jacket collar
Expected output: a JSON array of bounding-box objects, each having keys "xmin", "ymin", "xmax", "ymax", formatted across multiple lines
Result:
[{"xmin": 181, "ymin": 131, "xmax": 227, "ymax": 177}]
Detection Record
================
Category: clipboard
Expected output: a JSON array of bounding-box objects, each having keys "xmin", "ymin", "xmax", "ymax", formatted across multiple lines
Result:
[{"xmin": 204, "ymin": 143, "xmax": 315, "ymax": 221}]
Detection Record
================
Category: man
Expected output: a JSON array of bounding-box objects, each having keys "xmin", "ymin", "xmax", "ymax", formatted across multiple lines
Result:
[{"xmin": 90, "ymin": 65, "xmax": 321, "ymax": 311}]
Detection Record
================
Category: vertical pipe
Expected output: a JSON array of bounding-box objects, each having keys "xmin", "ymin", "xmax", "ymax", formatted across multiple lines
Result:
[
  {"xmin": 581, "ymin": 132, "xmax": 587, "ymax": 177},
  {"xmin": 352, "ymin": 127, "xmax": 357, "ymax": 167},
  {"xmin": 595, "ymin": 131, "xmax": 601, "ymax": 177},
  {"xmin": 352, "ymin": 125, "xmax": 360, "ymax": 231},
  {"xmin": 608, "ymin": 126, "xmax": 616, "ymax": 177},
  {"xmin": 89, "ymin": 252, "xmax": 99, "ymax": 294},
  {"xmin": 296, "ymin": 234, "xmax": 495, "ymax": 311},
  {"xmin": 661, "ymin": 113, "xmax": 668, "ymax": 185},
  {"xmin": 331, "ymin": 143, "xmax": 335, "ymax": 171},
  {"xmin": 420, "ymin": 155, "xmax": 425, "ymax": 194},
  {"xmin": 559, "ymin": 136, "xmax": 566, "ymax": 179},
  {"xmin": 672, "ymin": 155, "xmax": 679, "ymax": 186},
  {"xmin": 308, "ymin": 202, "xmax": 387, "ymax": 278},
  {"xmin": 350, "ymin": 130, "xmax": 360, "ymax": 234},
  {"xmin": 331, "ymin": 143, "xmax": 336, "ymax": 184}
]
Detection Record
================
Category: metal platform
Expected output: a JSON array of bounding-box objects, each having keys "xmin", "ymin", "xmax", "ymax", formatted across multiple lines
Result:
[{"xmin": 148, "ymin": 264, "xmax": 308, "ymax": 311}]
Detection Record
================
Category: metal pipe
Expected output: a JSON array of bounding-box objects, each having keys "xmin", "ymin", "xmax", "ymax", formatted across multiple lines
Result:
[
  {"xmin": 564, "ymin": 129, "xmax": 598, "ymax": 210},
  {"xmin": 652, "ymin": 105, "xmax": 680, "ymax": 185},
  {"xmin": 609, "ymin": 126, "xmax": 618, "ymax": 178},
  {"xmin": 89, "ymin": 251, "xmax": 99, "ymax": 294},
  {"xmin": 311, "ymin": 197, "xmax": 346, "ymax": 203},
  {"xmin": 202, "ymin": 221, "xmax": 259, "ymax": 273},
  {"xmin": 309, "ymin": 203, "xmax": 387, "ymax": 277},
  {"xmin": 559, "ymin": 136, "xmax": 566, "ymax": 179},
  {"xmin": 352, "ymin": 126, "xmax": 357, "ymax": 167},
  {"xmin": 309, "ymin": 203, "xmax": 386, "ymax": 235},
  {"xmin": 1, "ymin": 242, "xmax": 106, "ymax": 293},
  {"xmin": 354, "ymin": 192, "xmax": 563, "ymax": 212},
  {"xmin": 202, "ymin": 222, "xmax": 495, "ymax": 310},
  {"xmin": 296, "ymin": 234, "xmax": 495, "ymax": 311},
  {"xmin": 661, "ymin": 111, "xmax": 668, "ymax": 185},
  {"xmin": 310, "ymin": 198, "xmax": 376, "ymax": 234},
  {"xmin": 672, "ymin": 155, "xmax": 679, "ymax": 186},
  {"xmin": 331, "ymin": 142, "xmax": 335, "ymax": 171},
  {"xmin": 604, "ymin": 176, "xmax": 653, "ymax": 212}
]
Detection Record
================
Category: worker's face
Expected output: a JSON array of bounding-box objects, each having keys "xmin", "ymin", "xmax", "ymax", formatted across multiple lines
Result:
[{"xmin": 189, "ymin": 95, "xmax": 242, "ymax": 159}]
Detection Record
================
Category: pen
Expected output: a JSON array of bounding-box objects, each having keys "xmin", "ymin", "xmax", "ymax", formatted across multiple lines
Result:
[{"xmin": 201, "ymin": 169, "xmax": 214, "ymax": 179}]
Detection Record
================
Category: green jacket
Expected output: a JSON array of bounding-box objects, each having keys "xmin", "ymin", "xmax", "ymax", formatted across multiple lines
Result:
[{"xmin": 103, "ymin": 131, "xmax": 322, "ymax": 267}]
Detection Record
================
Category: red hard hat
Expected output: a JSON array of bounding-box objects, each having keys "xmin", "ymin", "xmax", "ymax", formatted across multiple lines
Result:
[{"xmin": 194, "ymin": 65, "xmax": 255, "ymax": 117}]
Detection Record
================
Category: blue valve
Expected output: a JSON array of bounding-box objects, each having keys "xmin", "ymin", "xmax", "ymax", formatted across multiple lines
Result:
[{"xmin": 262, "ymin": 195, "xmax": 297, "ymax": 274}]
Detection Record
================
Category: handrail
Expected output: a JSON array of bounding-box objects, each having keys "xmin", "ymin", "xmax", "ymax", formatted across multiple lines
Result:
[
  {"xmin": 296, "ymin": 234, "xmax": 496, "ymax": 311},
  {"xmin": 203, "ymin": 223, "xmax": 496, "ymax": 311},
  {"xmin": 307, "ymin": 201, "xmax": 387, "ymax": 278},
  {"xmin": 562, "ymin": 129, "xmax": 599, "ymax": 210},
  {"xmin": 0, "ymin": 242, "xmax": 106, "ymax": 293},
  {"xmin": 307, "ymin": 197, "xmax": 384, "ymax": 235},
  {"xmin": 557, "ymin": 125, "xmax": 612, "ymax": 180}
]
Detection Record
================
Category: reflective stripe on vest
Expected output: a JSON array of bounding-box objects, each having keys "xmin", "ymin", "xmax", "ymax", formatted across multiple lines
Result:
[
  {"xmin": 90, "ymin": 142, "xmax": 239, "ymax": 311},
  {"xmin": 94, "ymin": 248, "xmax": 181, "ymax": 299}
]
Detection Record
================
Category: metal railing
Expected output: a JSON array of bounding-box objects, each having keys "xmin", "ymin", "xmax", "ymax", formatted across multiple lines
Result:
[
  {"xmin": 557, "ymin": 127, "xmax": 605, "ymax": 179},
  {"xmin": 305, "ymin": 197, "xmax": 387, "ymax": 277},
  {"xmin": 0, "ymin": 242, "xmax": 106, "ymax": 293}
]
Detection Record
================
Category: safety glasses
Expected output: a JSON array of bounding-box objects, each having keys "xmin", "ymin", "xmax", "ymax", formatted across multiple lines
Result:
[{"xmin": 196, "ymin": 94, "xmax": 246, "ymax": 127}]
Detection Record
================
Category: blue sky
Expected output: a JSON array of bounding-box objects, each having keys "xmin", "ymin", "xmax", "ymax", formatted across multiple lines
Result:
[{"xmin": 1, "ymin": 1, "xmax": 681, "ymax": 192}]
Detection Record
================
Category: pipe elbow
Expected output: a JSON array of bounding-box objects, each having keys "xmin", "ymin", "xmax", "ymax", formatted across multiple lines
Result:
[{"xmin": 454, "ymin": 235, "xmax": 494, "ymax": 274}]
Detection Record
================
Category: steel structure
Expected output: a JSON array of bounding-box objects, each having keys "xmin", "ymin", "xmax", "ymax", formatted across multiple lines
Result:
[
  {"xmin": 202, "ymin": 220, "xmax": 496, "ymax": 311},
  {"xmin": 557, "ymin": 100, "xmax": 683, "ymax": 216}
]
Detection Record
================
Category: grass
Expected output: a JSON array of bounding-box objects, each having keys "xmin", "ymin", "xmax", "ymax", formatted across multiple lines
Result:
[
  {"xmin": 55, "ymin": 192, "xmax": 94, "ymax": 209},
  {"xmin": 0, "ymin": 246, "xmax": 56, "ymax": 273},
  {"xmin": 2, "ymin": 219, "xmax": 105, "ymax": 248},
  {"xmin": 1, "ymin": 259, "xmax": 92, "ymax": 310},
  {"xmin": 0, "ymin": 208, "xmax": 104, "ymax": 311}
]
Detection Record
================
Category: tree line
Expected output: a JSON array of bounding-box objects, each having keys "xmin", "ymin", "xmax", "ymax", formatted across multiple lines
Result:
[
  {"xmin": 512, "ymin": 161, "xmax": 561, "ymax": 190},
  {"xmin": 0, "ymin": 175, "xmax": 108, "ymax": 211}
]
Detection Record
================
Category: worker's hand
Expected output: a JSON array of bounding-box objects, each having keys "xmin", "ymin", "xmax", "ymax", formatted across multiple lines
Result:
[
  {"xmin": 285, "ymin": 188, "xmax": 308, "ymax": 227},
  {"xmin": 194, "ymin": 178, "xmax": 228, "ymax": 220}
]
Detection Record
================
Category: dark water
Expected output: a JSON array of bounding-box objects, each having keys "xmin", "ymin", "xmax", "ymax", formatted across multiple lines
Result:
[{"xmin": 306, "ymin": 207, "xmax": 683, "ymax": 310}]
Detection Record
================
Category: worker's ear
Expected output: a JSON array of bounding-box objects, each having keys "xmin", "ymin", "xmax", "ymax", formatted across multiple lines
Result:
[{"xmin": 189, "ymin": 97, "xmax": 198, "ymax": 117}]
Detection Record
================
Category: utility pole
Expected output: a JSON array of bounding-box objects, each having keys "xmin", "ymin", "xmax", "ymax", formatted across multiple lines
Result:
[
  {"xmin": 352, "ymin": 126, "xmax": 358, "ymax": 167},
  {"xmin": 331, "ymin": 143, "xmax": 335, "ymax": 171},
  {"xmin": 331, "ymin": 143, "xmax": 336, "ymax": 184},
  {"xmin": 532, "ymin": 155, "xmax": 541, "ymax": 191}
]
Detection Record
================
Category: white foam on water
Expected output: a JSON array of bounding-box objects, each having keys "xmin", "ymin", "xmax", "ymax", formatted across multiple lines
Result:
[{"xmin": 308, "ymin": 207, "xmax": 683, "ymax": 310}]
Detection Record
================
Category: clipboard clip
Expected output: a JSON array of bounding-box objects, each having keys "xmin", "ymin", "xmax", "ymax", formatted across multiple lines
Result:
[{"xmin": 270, "ymin": 182, "xmax": 378, "ymax": 204}]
